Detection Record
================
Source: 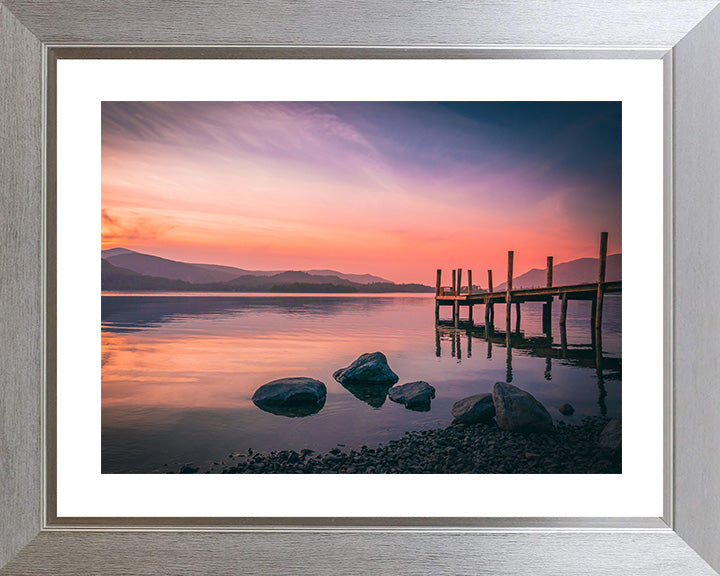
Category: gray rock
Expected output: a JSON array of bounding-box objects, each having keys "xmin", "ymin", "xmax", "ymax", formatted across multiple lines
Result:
[
  {"xmin": 492, "ymin": 382, "xmax": 553, "ymax": 433},
  {"xmin": 598, "ymin": 418, "xmax": 622, "ymax": 452},
  {"xmin": 558, "ymin": 403, "xmax": 575, "ymax": 416},
  {"xmin": 252, "ymin": 377, "xmax": 326, "ymax": 417},
  {"xmin": 333, "ymin": 352, "xmax": 399, "ymax": 385},
  {"xmin": 451, "ymin": 393, "xmax": 496, "ymax": 424},
  {"xmin": 388, "ymin": 381, "xmax": 436, "ymax": 410}
]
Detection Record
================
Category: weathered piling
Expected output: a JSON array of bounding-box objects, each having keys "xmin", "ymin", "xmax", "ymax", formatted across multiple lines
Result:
[
  {"xmin": 506, "ymin": 250, "xmax": 514, "ymax": 342},
  {"xmin": 543, "ymin": 256, "xmax": 553, "ymax": 335},
  {"xmin": 467, "ymin": 269, "xmax": 473, "ymax": 322},
  {"xmin": 560, "ymin": 293, "xmax": 568, "ymax": 326},
  {"xmin": 485, "ymin": 269, "xmax": 494, "ymax": 326},
  {"xmin": 596, "ymin": 231, "xmax": 608, "ymax": 332}
]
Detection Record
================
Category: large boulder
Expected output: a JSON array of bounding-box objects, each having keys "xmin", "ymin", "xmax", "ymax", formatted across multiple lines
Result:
[
  {"xmin": 492, "ymin": 382, "xmax": 553, "ymax": 433},
  {"xmin": 598, "ymin": 419, "xmax": 622, "ymax": 453},
  {"xmin": 252, "ymin": 377, "xmax": 326, "ymax": 417},
  {"xmin": 451, "ymin": 393, "xmax": 495, "ymax": 424},
  {"xmin": 333, "ymin": 352, "xmax": 399, "ymax": 385},
  {"xmin": 388, "ymin": 381, "xmax": 436, "ymax": 411}
]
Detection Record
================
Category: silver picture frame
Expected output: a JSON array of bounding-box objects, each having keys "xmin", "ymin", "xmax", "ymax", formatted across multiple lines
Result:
[{"xmin": 2, "ymin": 1, "xmax": 720, "ymax": 573}]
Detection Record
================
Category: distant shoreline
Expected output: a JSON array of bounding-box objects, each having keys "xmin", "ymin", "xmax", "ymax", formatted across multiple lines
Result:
[{"xmin": 101, "ymin": 291, "xmax": 437, "ymax": 298}]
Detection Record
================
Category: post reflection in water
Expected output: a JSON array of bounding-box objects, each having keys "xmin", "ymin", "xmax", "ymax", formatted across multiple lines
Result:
[
  {"xmin": 433, "ymin": 296, "xmax": 619, "ymax": 418},
  {"xmin": 545, "ymin": 357, "xmax": 552, "ymax": 381},
  {"xmin": 595, "ymin": 327, "xmax": 608, "ymax": 416}
]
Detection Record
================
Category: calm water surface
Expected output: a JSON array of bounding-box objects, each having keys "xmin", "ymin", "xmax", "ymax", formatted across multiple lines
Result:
[{"xmin": 102, "ymin": 293, "xmax": 621, "ymax": 473}]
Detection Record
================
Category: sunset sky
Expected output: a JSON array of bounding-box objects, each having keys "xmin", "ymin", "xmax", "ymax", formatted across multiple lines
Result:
[{"xmin": 101, "ymin": 101, "xmax": 621, "ymax": 285}]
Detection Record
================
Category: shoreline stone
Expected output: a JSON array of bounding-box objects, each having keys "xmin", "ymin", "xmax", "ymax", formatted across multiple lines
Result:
[
  {"xmin": 558, "ymin": 403, "xmax": 575, "ymax": 416},
  {"xmin": 493, "ymin": 382, "xmax": 553, "ymax": 433},
  {"xmin": 598, "ymin": 418, "xmax": 622, "ymax": 453},
  {"xmin": 451, "ymin": 393, "xmax": 495, "ymax": 424},
  {"xmin": 388, "ymin": 381, "xmax": 436, "ymax": 410}
]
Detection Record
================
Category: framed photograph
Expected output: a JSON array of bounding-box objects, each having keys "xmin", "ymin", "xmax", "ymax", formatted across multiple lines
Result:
[{"xmin": 2, "ymin": 1, "xmax": 720, "ymax": 574}]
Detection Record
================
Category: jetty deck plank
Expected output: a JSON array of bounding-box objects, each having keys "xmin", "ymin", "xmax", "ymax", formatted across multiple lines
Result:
[{"xmin": 436, "ymin": 280, "xmax": 622, "ymax": 304}]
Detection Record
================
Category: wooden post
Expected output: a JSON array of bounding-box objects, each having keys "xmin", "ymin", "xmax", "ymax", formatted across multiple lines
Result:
[
  {"xmin": 515, "ymin": 301, "xmax": 521, "ymax": 333},
  {"xmin": 486, "ymin": 269, "xmax": 494, "ymax": 327},
  {"xmin": 467, "ymin": 328, "xmax": 472, "ymax": 358},
  {"xmin": 506, "ymin": 251, "xmax": 513, "ymax": 337},
  {"xmin": 595, "ymin": 232, "xmax": 608, "ymax": 332},
  {"xmin": 435, "ymin": 269, "xmax": 441, "ymax": 323},
  {"xmin": 467, "ymin": 269, "xmax": 473, "ymax": 323},
  {"xmin": 506, "ymin": 253, "xmax": 513, "ymax": 294},
  {"xmin": 454, "ymin": 300, "xmax": 459, "ymax": 328},
  {"xmin": 457, "ymin": 268, "xmax": 463, "ymax": 296},
  {"xmin": 452, "ymin": 269, "xmax": 456, "ymax": 294},
  {"xmin": 543, "ymin": 256, "xmax": 553, "ymax": 334},
  {"xmin": 560, "ymin": 293, "xmax": 568, "ymax": 326},
  {"xmin": 546, "ymin": 256, "xmax": 553, "ymax": 287},
  {"xmin": 435, "ymin": 325, "xmax": 441, "ymax": 357}
]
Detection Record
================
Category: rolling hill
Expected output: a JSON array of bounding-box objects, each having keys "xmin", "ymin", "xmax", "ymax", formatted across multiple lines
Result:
[
  {"xmin": 101, "ymin": 249, "xmax": 431, "ymax": 293},
  {"xmin": 494, "ymin": 254, "xmax": 621, "ymax": 291}
]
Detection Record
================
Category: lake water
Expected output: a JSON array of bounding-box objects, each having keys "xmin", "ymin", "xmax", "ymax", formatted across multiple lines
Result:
[{"xmin": 101, "ymin": 293, "xmax": 621, "ymax": 473}]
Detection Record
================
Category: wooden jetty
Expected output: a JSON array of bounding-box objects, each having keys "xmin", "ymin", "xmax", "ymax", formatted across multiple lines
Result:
[{"xmin": 434, "ymin": 232, "xmax": 621, "ymax": 337}]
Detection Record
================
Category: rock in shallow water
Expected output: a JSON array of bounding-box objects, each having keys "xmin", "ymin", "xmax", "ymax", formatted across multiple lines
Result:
[
  {"xmin": 558, "ymin": 403, "xmax": 575, "ymax": 416},
  {"xmin": 388, "ymin": 381, "xmax": 435, "ymax": 410},
  {"xmin": 333, "ymin": 352, "xmax": 399, "ymax": 385},
  {"xmin": 252, "ymin": 377, "xmax": 326, "ymax": 417},
  {"xmin": 451, "ymin": 393, "xmax": 496, "ymax": 424},
  {"xmin": 493, "ymin": 382, "xmax": 553, "ymax": 433}
]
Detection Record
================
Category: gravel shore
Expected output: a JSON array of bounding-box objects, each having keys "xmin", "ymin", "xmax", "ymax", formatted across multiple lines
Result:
[{"xmin": 193, "ymin": 417, "xmax": 620, "ymax": 475}]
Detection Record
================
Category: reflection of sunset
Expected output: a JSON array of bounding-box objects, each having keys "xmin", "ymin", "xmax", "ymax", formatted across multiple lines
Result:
[
  {"xmin": 102, "ymin": 102, "xmax": 621, "ymax": 283},
  {"xmin": 101, "ymin": 313, "xmax": 413, "ymax": 410}
]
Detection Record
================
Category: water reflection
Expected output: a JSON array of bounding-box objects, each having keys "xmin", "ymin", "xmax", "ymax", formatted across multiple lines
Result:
[
  {"xmin": 340, "ymin": 381, "xmax": 392, "ymax": 408},
  {"xmin": 253, "ymin": 395, "xmax": 326, "ymax": 417},
  {"xmin": 434, "ymin": 310, "xmax": 618, "ymax": 417},
  {"xmin": 102, "ymin": 293, "xmax": 621, "ymax": 473}
]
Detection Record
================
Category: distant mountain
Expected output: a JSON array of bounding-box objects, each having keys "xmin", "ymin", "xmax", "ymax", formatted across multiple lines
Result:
[
  {"xmin": 102, "ymin": 247, "xmax": 136, "ymax": 258},
  {"xmin": 495, "ymin": 254, "xmax": 621, "ymax": 291},
  {"xmin": 102, "ymin": 259, "xmax": 193, "ymax": 291},
  {"xmin": 190, "ymin": 262, "xmax": 283, "ymax": 278},
  {"xmin": 101, "ymin": 249, "xmax": 433, "ymax": 293},
  {"xmin": 102, "ymin": 249, "xmax": 248, "ymax": 283},
  {"xmin": 102, "ymin": 248, "xmax": 392, "ymax": 285},
  {"xmin": 305, "ymin": 269, "xmax": 391, "ymax": 285},
  {"xmin": 224, "ymin": 271, "xmax": 355, "ymax": 288}
]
